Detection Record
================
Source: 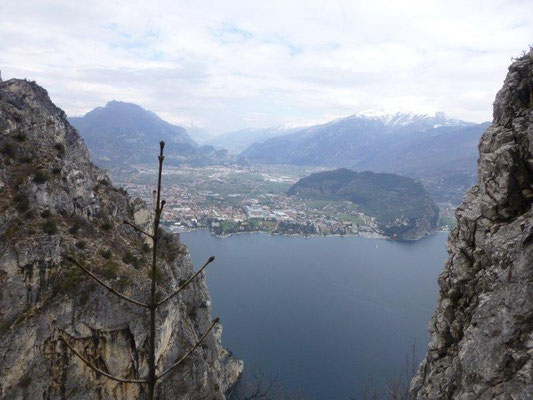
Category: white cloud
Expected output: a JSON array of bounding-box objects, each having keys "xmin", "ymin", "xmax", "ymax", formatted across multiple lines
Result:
[{"xmin": 0, "ymin": 0, "xmax": 531, "ymax": 133}]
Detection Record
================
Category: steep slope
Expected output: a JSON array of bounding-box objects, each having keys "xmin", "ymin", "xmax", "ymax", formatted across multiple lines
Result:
[
  {"xmin": 287, "ymin": 168, "xmax": 440, "ymax": 240},
  {"xmin": 0, "ymin": 80, "xmax": 242, "ymax": 399},
  {"xmin": 363, "ymin": 122, "xmax": 491, "ymax": 204},
  {"xmin": 69, "ymin": 101, "xmax": 232, "ymax": 167},
  {"xmin": 411, "ymin": 50, "xmax": 533, "ymax": 398},
  {"xmin": 241, "ymin": 111, "xmax": 474, "ymax": 166},
  {"xmin": 241, "ymin": 113, "xmax": 487, "ymax": 204}
]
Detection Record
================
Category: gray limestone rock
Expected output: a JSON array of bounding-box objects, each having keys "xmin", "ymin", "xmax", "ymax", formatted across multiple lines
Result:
[
  {"xmin": 411, "ymin": 50, "xmax": 533, "ymax": 399},
  {"xmin": 0, "ymin": 79, "xmax": 242, "ymax": 400}
]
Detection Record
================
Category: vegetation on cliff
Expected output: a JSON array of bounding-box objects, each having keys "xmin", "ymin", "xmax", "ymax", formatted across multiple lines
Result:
[{"xmin": 287, "ymin": 168, "xmax": 440, "ymax": 240}]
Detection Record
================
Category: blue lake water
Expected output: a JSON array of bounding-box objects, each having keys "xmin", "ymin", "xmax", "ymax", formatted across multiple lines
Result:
[{"xmin": 180, "ymin": 231, "xmax": 449, "ymax": 399}]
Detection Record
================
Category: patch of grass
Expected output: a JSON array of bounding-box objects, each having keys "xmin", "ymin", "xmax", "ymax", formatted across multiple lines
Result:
[
  {"xmin": 33, "ymin": 170, "xmax": 49, "ymax": 184},
  {"xmin": 42, "ymin": 220, "xmax": 58, "ymax": 235},
  {"xmin": 101, "ymin": 260, "xmax": 119, "ymax": 280},
  {"xmin": 440, "ymin": 216, "xmax": 458, "ymax": 228}
]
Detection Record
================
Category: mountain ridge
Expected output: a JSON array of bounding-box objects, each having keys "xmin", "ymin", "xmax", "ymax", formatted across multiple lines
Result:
[{"xmin": 240, "ymin": 112, "xmax": 488, "ymax": 204}]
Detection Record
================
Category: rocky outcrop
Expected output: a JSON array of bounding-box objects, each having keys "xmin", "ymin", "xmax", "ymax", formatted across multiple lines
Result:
[
  {"xmin": 0, "ymin": 79, "xmax": 242, "ymax": 400},
  {"xmin": 411, "ymin": 50, "xmax": 533, "ymax": 399}
]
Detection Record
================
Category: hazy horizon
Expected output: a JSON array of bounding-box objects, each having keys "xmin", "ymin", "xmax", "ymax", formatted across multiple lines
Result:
[{"xmin": 1, "ymin": 0, "xmax": 532, "ymax": 134}]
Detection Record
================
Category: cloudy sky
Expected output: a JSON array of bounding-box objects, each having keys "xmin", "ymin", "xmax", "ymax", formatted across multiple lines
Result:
[{"xmin": 1, "ymin": 0, "xmax": 532, "ymax": 134}]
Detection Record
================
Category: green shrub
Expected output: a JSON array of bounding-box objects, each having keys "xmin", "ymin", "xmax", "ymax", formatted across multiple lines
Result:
[
  {"xmin": 20, "ymin": 155, "xmax": 33, "ymax": 164},
  {"xmin": 33, "ymin": 170, "xmax": 49, "ymax": 184},
  {"xmin": 101, "ymin": 222, "xmax": 113, "ymax": 231},
  {"xmin": 14, "ymin": 132, "xmax": 26, "ymax": 142},
  {"xmin": 142, "ymin": 243, "xmax": 151, "ymax": 253},
  {"xmin": 75, "ymin": 241, "xmax": 86, "ymax": 250},
  {"xmin": 187, "ymin": 307, "xmax": 197, "ymax": 320},
  {"xmin": 55, "ymin": 266, "xmax": 84, "ymax": 295},
  {"xmin": 42, "ymin": 220, "xmax": 57, "ymax": 235},
  {"xmin": 14, "ymin": 193, "xmax": 30, "ymax": 213},
  {"xmin": 40, "ymin": 209, "xmax": 51, "ymax": 218},
  {"xmin": 54, "ymin": 143, "xmax": 65, "ymax": 157},
  {"xmin": 101, "ymin": 261, "xmax": 119, "ymax": 280},
  {"xmin": 154, "ymin": 268, "xmax": 164, "ymax": 284},
  {"xmin": 122, "ymin": 250, "xmax": 136, "ymax": 265},
  {"xmin": 52, "ymin": 167, "xmax": 61, "ymax": 175},
  {"xmin": 100, "ymin": 249, "xmax": 112, "ymax": 259},
  {"xmin": 1, "ymin": 143, "xmax": 15, "ymax": 158}
]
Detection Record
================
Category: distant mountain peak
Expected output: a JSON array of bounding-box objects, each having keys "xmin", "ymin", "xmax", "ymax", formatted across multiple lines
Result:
[
  {"xmin": 104, "ymin": 100, "xmax": 143, "ymax": 109},
  {"xmin": 347, "ymin": 110, "xmax": 470, "ymax": 127}
]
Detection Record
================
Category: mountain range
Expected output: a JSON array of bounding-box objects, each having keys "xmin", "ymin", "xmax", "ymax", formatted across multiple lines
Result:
[
  {"xmin": 240, "ymin": 112, "xmax": 489, "ymax": 204},
  {"xmin": 69, "ymin": 102, "xmax": 488, "ymax": 205}
]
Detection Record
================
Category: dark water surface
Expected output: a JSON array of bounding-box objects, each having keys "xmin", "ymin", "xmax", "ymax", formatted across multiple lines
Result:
[{"xmin": 180, "ymin": 231, "xmax": 448, "ymax": 399}]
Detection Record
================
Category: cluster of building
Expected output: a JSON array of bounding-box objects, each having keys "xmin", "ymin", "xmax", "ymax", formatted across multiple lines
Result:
[{"xmin": 114, "ymin": 165, "xmax": 384, "ymax": 238}]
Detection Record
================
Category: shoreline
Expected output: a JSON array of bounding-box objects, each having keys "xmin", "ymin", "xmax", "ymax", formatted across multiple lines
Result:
[{"xmin": 168, "ymin": 226, "xmax": 449, "ymax": 241}]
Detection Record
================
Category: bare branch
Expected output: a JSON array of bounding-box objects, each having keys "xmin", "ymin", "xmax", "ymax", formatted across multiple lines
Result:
[
  {"xmin": 156, "ymin": 318, "xmax": 219, "ymax": 380},
  {"xmin": 156, "ymin": 256, "xmax": 215, "ymax": 308},
  {"xmin": 65, "ymin": 255, "xmax": 148, "ymax": 308},
  {"xmin": 59, "ymin": 336, "xmax": 148, "ymax": 384},
  {"xmin": 123, "ymin": 220, "xmax": 153, "ymax": 238}
]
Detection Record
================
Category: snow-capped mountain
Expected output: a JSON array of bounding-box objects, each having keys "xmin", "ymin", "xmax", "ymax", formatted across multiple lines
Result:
[
  {"xmin": 240, "ymin": 111, "xmax": 488, "ymax": 204},
  {"xmin": 347, "ymin": 110, "xmax": 471, "ymax": 128}
]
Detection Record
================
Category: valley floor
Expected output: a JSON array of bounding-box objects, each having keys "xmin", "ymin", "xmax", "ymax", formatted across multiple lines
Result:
[{"xmin": 112, "ymin": 164, "xmax": 456, "ymax": 239}]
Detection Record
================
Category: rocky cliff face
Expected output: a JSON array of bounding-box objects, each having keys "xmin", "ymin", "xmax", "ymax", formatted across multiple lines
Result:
[
  {"xmin": 411, "ymin": 50, "xmax": 533, "ymax": 399},
  {"xmin": 0, "ymin": 79, "xmax": 242, "ymax": 400}
]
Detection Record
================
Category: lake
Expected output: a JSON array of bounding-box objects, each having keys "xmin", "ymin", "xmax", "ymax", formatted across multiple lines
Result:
[{"xmin": 180, "ymin": 231, "xmax": 449, "ymax": 399}]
